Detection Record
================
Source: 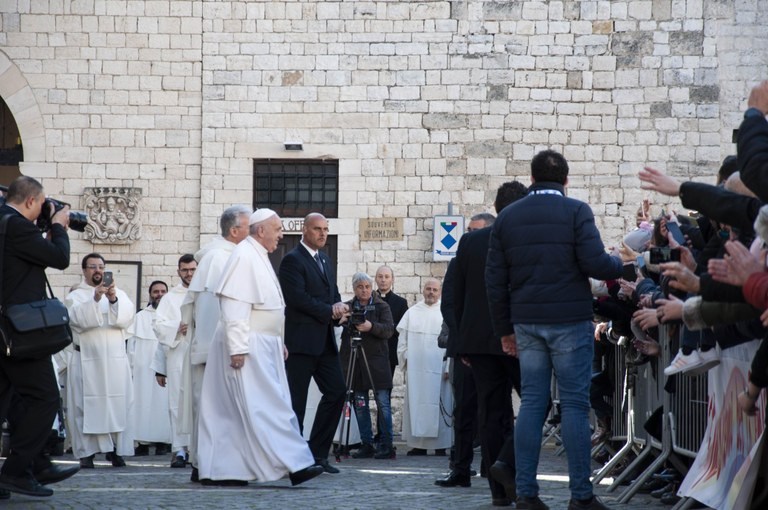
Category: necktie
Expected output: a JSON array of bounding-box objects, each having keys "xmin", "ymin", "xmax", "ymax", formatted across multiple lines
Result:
[{"xmin": 314, "ymin": 253, "xmax": 324, "ymax": 274}]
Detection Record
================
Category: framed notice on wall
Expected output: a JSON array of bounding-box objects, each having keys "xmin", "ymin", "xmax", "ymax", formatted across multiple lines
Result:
[
  {"xmin": 432, "ymin": 215, "xmax": 465, "ymax": 261},
  {"xmin": 105, "ymin": 260, "xmax": 142, "ymax": 312}
]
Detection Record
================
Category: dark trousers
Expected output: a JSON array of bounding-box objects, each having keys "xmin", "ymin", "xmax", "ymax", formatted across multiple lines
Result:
[
  {"xmin": 468, "ymin": 354, "xmax": 520, "ymax": 498},
  {"xmin": 0, "ymin": 355, "xmax": 59, "ymax": 477},
  {"xmin": 285, "ymin": 351, "xmax": 346, "ymax": 460},
  {"xmin": 451, "ymin": 359, "xmax": 477, "ymax": 475}
]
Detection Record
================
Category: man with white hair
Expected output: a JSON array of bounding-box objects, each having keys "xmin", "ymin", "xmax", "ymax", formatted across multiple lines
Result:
[
  {"xmin": 196, "ymin": 209, "xmax": 323, "ymax": 486},
  {"xmin": 177, "ymin": 205, "xmax": 251, "ymax": 482},
  {"xmin": 397, "ymin": 278, "xmax": 452, "ymax": 455}
]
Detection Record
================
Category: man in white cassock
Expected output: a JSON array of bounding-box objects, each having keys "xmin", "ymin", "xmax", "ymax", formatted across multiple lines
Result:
[
  {"xmin": 177, "ymin": 205, "xmax": 251, "ymax": 482},
  {"xmin": 197, "ymin": 208, "xmax": 324, "ymax": 486},
  {"xmin": 126, "ymin": 280, "xmax": 171, "ymax": 455},
  {"xmin": 66, "ymin": 253, "xmax": 135, "ymax": 468},
  {"xmin": 397, "ymin": 278, "xmax": 453, "ymax": 455},
  {"xmin": 151, "ymin": 254, "xmax": 196, "ymax": 468}
]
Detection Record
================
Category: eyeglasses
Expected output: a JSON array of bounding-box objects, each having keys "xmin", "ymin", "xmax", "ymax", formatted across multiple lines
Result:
[
  {"xmin": 85, "ymin": 265, "xmax": 105, "ymax": 270},
  {"xmin": 178, "ymin": 268, "xmax": 196, "ymax": 274}
]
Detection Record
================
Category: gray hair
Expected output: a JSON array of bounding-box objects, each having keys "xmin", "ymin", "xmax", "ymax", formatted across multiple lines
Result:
[
  {"xmin": 470, "ymin": 212, "xmax": 496, "ymax": 226},
  {"xmin": 351, "ymin": 272, "xmax": 373, "ymax": 287},
  {"xmin": 220, "ymin": 205, "xmax": 252, "ymax": 236}
]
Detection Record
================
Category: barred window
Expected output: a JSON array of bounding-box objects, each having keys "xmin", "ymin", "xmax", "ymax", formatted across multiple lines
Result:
[{"xmin": 252, "ymin": 159, "xmax": 338, "ymax": 218}]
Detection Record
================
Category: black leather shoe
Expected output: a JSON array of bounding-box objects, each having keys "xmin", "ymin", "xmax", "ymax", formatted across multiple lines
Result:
[
  {"xmin": 34, "ymin": 464, "xmax": 80, "ymax": 485},
  {"xmin": 0, "ymin": 489, "xmax": 9, "ymax": 500},
  {"xmin": 289, "ymin": 464, "xmax": 324, "ymax": 486},
  {"xmin": 352, "ymin": 443, "xmax": 375, "ymax": 459},
  {"xmin": 0, "ymin": 474, "xmax": 53, "ymax": 497},
  {"xmin": 516, "ymin": 495, "xmax": 550, "ymax": 510},
  {"xmin": 105, "ymin": 452, "xmax": 126, "ymax": 467},
  {"xmin": 314, "ymin": 458, "xmax": 340, "ymax": 474},
  {"xmin": 79, "ymin": 455, "xmax": 95, "ymax": 469},
  {"xmin": 492, "ymin": 497, "xmax": 512, "ymax": 506},
  {"xmin": 134, "ymin": 444, "xmax": 150, "ymax": 456},
  {"xmin": 170, "ymin": 455, "xmax": 186, "ymax": 468},
  {"xmin": 200, "ymin": 478, "xmax": 248, "ymax": 486},
  {"xmin": 434, "ymin": 448, "xmax": 447, "ymax": 456},
  {"xmin": 406, "ymin": 448, "xmax": 427, "ymax": 456},
  {"xmin": 434, "ymin": 471, "xmax": 471, "ymax": 487},
  {"xmin": 190, "ymin": 467, "xmax": 199, "ymax": 483}
]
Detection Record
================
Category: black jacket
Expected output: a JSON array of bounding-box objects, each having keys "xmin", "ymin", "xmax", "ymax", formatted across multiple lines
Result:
[
  {"xmin": 279, "ymin": 244, "xmax": 341, "ymax": 356},
  {"xmin": 379, "ymin": 290, "xmax": 408, "ymax": 369},
  {"xmin": 679, "ymin": 181, "xmax": 761, "ymax": 235},
  {"xmin": 339, "ymin": 294, "xmax": 394, "ymax": 391},
  {"xmin": 441, "ymin": 258, "xmax": 461, "ymax": 358},
  {"xmin": 0, "ymin": 204, "xmax": 70, "ymax": 308},
  {"xmin": 738, "ymin": 113, "xmax": 768, "ymax": 202},
  {"xmin": 486, "ymin": 182, "xmax": 622, "ymax": 335},
  {"xmin": 453, "ymin": 227, "xmax": 505, "ymax": 356}
]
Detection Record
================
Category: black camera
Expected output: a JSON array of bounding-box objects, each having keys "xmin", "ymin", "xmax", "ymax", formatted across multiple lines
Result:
[
  {"xmin": 649, "ymin": 246, "xmax": 681, "ymax": 264},
  {"xmin": 349, "ymin": 305, "xmax": 368, "ymax": 327},
  {"xmin": 37, "ymin": 198, "xmax": 88, "ymax": 233},
  {"xmin": 0, "ymin": 186, "xmax": 87, "ymax": 233}
]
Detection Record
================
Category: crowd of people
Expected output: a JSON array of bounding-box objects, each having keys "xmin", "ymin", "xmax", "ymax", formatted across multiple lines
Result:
[{"xmin": 2, "ymin": 80, "xmax": 768, "ymax": 510}]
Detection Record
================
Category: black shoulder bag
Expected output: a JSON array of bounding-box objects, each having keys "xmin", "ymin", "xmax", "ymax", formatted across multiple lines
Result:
[{"xmin": 0, "ymin": 215, "xmax": 72, "ymax": 359}]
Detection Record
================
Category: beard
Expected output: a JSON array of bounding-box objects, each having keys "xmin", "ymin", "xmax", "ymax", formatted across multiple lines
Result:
[{"xmin": 91, "ymin": 274, "xmax": 103, "ymax": 286}]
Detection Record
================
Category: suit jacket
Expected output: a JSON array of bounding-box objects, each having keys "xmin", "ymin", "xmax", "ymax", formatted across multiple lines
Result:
[
  {"xmin": 379, "ymin": 290, "xmax": 408, "ymax": 367},
  {"xmin": 441, "ymin": 258, "xmax": 462, "ymax": 358},
  {"xmin": 0, "ymin": 204, "xmax": 70, "ymax": 308},
  {"xmin": 453, "ymin": 227, "xmax": 503, "ymax": 356},
  {"xmin": 279, "ymin": 243, "xmax": 341, "ymax": 356}
]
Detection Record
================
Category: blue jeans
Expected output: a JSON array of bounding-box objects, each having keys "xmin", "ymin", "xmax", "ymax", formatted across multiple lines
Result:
[
  {"xmin": 514, "ymin": 321, "xmax": 595, "ymax": 500},
  {"xmin": 354, "ymin": 389, "xmax": 392, "ymax": 446}
]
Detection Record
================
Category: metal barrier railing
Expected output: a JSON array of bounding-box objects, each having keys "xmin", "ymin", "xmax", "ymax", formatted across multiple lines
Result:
[{"xmin": 608, "ymin": 324, "xmax": 709, "ymax": 504}]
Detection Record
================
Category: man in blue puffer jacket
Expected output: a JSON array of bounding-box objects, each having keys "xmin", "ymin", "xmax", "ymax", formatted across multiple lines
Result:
[{"xmin": 485, "ymin": 150, "xmax": 624, "ymax": 510}]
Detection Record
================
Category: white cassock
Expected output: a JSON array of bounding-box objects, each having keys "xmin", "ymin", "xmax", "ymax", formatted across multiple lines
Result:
[
  {"xmin": 197, "ymin": 236, "xmax": 315, "ymax": 482},
  {"xmin": 126, "ymin": 306, "xmax": 171, "ymax": 444},
  {"xmin": 397, "ymin": 300, "xmax": 453, "ymax": 450},
  {"xmin": 178, "ymin": 236, "xmax": 237, "ymax": 468},
  {"xmin": 65, "ymin": 281, "xmax": 135, "ymax": 458},
  {"xmin": 151, "ymin": 283, "xmax": 191, "ymax": 450}
]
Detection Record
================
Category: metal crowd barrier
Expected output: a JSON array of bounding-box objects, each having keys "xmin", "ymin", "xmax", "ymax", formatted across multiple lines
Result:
[{"xmin": 598, "ymin": 324, "xmax": 709, "ymax": 505}]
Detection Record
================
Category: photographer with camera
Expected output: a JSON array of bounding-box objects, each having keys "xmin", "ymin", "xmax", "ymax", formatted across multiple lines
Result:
[
  {"xmin": 338, "ymin": 272, "xmax": 394, "ymax": 460},
  {"xmin": 0, "ymin": 176, "xmax": 77, "ymax": 498}
]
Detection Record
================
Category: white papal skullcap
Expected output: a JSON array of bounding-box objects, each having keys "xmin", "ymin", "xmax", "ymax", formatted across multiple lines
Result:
[{"xmin": 249, "ymin": 208, "xmax": 277, "ymax": 225}]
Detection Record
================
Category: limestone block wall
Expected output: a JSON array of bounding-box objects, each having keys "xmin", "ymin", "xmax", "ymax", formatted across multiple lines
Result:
[{"xmin": 0, "ymin": 0, "xmax": 767, "ymax": 301}]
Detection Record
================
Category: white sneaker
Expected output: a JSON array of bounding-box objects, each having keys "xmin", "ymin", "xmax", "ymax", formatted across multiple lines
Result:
[
  {"xmin": 664, "ymin": 349, "xmax": 704, "ymax": 376},
  {"xmin": 685, "ymin": 348, "xmax": 720, "ymax": 376}
]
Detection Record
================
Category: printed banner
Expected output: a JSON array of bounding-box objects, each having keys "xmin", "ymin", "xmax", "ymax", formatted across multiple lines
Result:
[
  {"xmin": 678, "ymin": 340, "xmax": 765, "ymax": 509},
  {"xmin": 432, "ymin": 215, "xmax": 464, "ymax": 261}
]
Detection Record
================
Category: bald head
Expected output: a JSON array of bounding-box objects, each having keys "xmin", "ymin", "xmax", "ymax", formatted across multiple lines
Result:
[
  {"xmin": 423, "ymin": 278, "xmax": 441, "ymax": 305},
  {"xmin": 302, "ymin": 213, "xmax": 329, "ymax": 251},
  {"xmin": 375, "ymin": 265, "xmax": 394, "ymax": 294}
]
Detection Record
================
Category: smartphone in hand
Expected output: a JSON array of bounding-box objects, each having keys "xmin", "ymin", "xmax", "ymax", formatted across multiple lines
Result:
[
  {"xmin": 666, "ymin": 222, "xmax": 686, "ymax": 246},
  {"xmin": 102, "ymin": 271, "xmax": 114, "ymax": 286}
]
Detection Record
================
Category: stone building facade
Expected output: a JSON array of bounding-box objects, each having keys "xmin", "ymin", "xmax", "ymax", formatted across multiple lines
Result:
[{"xmin": 0, "ymin": 0, "xmax": 765, "ymax": 302}]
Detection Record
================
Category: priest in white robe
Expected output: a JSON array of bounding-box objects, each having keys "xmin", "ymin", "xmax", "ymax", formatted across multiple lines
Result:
[
  {"xmin": 151, "ymin": 254, "xmax": 196, "ymax": 467},
  {"xmin": 126, "ymin": 280, "xmax": 171, "ymax": 451},
  {"xmin": 65, "ymin": 253, "xmax": 135, "ymax": 468},
  {"xmin": 197, "ymin": 208, "xmax": 323, "ymax": 486},
  {"xmin": 397, "ymin": 278, "xmax": 453, "ymax": 454},
  {"xmin": 177, "ymin": 204, "xmax": 251, "ymax": 481}
]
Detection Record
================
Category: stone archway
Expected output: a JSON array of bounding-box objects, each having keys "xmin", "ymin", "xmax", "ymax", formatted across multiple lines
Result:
[{"xmin": 0, "ymin": 50, "xmax": 49, "ymax": 178}]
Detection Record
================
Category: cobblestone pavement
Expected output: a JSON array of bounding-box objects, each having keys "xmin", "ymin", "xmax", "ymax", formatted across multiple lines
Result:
[{"xmin": 3, "ymin": 444, "xmax": 691, "ymax": 509}]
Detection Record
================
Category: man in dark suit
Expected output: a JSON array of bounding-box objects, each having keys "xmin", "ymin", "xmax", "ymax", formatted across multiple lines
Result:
[
  {"xmin": 374, "ymin": 266, "xmax": 408, "ymax": 381},
  {"xmin": 279, "ymin": 213, "xmax": 348, "ymax": 474},
  {"xmin": 435, "ymin": 215, "xmax": 494, "ymax": 489},
  {"xmin": 0, "ymin": 176, "xmax": 78, "ymax": 499},
  {"xmin": 373, "ymin": 265, "xmax": 408, "ymax": 456},
  {"xmin": 452, "ymin": 182, "xmax": 528, "ymax": 506}
]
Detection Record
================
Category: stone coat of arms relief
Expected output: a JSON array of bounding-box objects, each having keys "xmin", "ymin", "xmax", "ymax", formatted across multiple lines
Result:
[{"xmin": 83, "ymin": 187, "xmax": 142, "ymax": 244}]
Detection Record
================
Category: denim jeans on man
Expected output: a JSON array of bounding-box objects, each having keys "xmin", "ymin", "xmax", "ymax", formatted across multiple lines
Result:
[
  {"xmin": 354, "ymin": 389, "xmax": 392, "ymax": 446},
  {"xmin": 514, "ymin": 321, "xmax": 595, "ymax": 501}
]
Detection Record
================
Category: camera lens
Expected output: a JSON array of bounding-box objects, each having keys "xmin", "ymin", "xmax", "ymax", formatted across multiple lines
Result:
[{"xmin": 69, "ymin": 211, "xmax": 88, "ymax": 232}]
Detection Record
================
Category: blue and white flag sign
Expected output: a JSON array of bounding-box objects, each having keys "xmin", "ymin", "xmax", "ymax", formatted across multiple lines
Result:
[{"xmin": 432, "ymin": 215, "xmax": 465, "ymax": 261}]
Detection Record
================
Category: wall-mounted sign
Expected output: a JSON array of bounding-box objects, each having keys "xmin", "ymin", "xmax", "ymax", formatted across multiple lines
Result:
[
  {"xmin": 432, "ymin": 215, "xmax": 464, "ymax": 261},
  {"xmin": 359, "ymin": 218, "xmax": 403, "ymax": 242}
]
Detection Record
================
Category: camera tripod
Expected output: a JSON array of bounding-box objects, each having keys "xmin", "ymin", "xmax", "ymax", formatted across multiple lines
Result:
[{"xmin": 334, "ymin": 331, "xmax": 380, "ymax": 460}]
